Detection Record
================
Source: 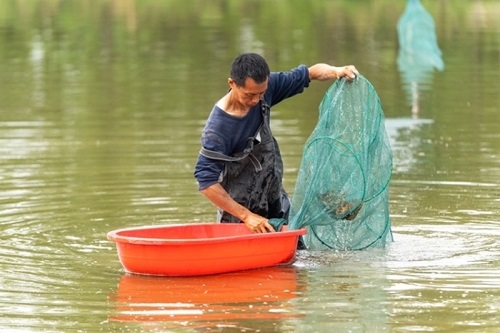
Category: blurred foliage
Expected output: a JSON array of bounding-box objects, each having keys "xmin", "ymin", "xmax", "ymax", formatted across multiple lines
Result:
[{"xmin": 0, "ymin": 0, "xmax": 498, "ymax": 126}]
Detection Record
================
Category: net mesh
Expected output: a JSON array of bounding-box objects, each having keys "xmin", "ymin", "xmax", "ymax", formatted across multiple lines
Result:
[{"xmin": 283, "ymin": 74, "xmax": 393, "ymax": 250}]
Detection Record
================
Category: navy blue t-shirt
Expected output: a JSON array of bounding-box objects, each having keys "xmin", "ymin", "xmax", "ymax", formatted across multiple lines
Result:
[{"xmin": 194, "ymin": 64, "xmax": 310, "ymax": 190}]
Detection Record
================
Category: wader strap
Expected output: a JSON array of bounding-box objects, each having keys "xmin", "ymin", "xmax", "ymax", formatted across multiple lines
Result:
[
  {"xmin": 199, "ymin": 100, "xmax": 271, "ymax": 172},
  {"xmin": 200, "ymin": 148, "xmax": 262, "ymax": 172},
  {"xmin": 199, "ymin": 120, "xmax": 264, "ymax": 172}
]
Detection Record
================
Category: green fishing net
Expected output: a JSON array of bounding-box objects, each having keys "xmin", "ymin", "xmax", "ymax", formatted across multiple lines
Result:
[{"xmin": 277, "ymin": 74, "xmax": 393, "ymax": 250}]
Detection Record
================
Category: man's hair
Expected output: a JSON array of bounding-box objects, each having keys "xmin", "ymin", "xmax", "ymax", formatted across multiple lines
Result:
[{"xmin": 230, "ymin": 53, "xmax": 270, "ymax": 87}]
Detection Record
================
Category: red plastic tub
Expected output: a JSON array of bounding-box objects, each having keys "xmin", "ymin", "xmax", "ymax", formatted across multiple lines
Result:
[{"xmin": 107, "ymin": 223, "xmax": 306, "ymax": 276}]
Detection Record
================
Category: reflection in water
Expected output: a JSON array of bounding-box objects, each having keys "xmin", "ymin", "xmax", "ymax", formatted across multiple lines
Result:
[
  {"xmin": 108, "ymin": 267, "xmax": 302, "ymax": 330},
  {"xmin": 294, "ymin": 250, "xmax": 391, "ymax": 332},
  {"xmin": 397, "ymin": 0, "xmax": 444, "ymax": 115},
  {"xmin": 384, "ymin": 118, "xmax": 433, "ymax": 173}
]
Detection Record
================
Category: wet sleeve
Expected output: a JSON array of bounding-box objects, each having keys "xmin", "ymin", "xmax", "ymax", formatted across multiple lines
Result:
[
  {"xmin": 194, "ymin": 114, "xmax": 230, "ymax": 190},
  {"xmin": 268, "ymin": 65, "xmax": 310, "ymax": 106},
  {"xmin": 194, "ymin": 154, "xmax": 224, "ymax": 190}
]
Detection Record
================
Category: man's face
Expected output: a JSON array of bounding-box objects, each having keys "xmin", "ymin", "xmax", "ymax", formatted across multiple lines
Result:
[{"xmin": 229, "ymin": 77, "xmax": 268, "ymax": 109}]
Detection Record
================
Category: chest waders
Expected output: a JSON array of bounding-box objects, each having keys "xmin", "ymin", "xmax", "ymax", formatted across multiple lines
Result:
[{"xmin": 200, "ymin": 101, "xmax": 290, "ymax": 223}]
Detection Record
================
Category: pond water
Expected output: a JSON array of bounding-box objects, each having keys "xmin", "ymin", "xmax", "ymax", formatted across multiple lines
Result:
[{"xmin": 0, "ymin": 1, "xmax": 499, "ymax": 332}]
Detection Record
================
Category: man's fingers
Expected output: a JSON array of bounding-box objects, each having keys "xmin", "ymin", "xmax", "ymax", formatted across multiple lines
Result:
[
  {"xmin": 344, "ymin": 65, "xmax": 358, "ymax": 79},
  {"xmin": 253, "ymin": 222, "xmax": 275, "ymax": 233},
  {"xmin": 263, "ymin": 221, "xmax": 276, "ymax": 233},
  {"xmin": 266, "ymin": 222, "xmax": 276, "ymax": 232}
]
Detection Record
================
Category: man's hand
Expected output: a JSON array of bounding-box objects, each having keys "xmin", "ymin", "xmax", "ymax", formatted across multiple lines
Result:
[
  {"xmin": 309, "ymin": 63, "xmax": 359, "ymax": 81},
  {"xmin": 243, "ymin": 212, "xmax": 276, "ymax": 233},
  {"xmin": 334, "ymin": 65, "xmax": 358, "ymax": 80},
  {"xmin": 200, "ymin": 183, "xmax": 275, "ymax": 233}
]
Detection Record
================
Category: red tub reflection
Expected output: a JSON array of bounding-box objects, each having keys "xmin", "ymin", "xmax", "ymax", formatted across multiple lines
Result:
[{"xmin": 109, "ymin": 266, "xmax": 302, "ymax": 323}]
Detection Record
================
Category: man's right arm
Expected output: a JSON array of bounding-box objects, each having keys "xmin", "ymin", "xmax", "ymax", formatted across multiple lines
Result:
[{"xmin": 200, "ymin": 183, "xmax": 275, "ymax": 233}]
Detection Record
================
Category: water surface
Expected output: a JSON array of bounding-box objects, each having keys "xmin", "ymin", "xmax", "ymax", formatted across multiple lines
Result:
[{"xmin": 0, "ymin": 1, "xmax": 499, "ymax": 332}]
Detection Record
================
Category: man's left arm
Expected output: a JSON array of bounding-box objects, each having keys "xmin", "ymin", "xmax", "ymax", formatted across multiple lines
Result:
[{"xmin": 308, "ymin": 63, "xmax": 358, "ymax": 81}]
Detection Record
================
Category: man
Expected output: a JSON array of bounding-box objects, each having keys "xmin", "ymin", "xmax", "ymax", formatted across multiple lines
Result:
[{"xmin": 194, "ymin": 53, "xmax": 358, "ymax": 233}]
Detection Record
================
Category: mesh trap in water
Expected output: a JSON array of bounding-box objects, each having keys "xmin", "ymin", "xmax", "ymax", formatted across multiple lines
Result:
[{"xmin": 286, "ymin": 74, "xmax": 393, "ymax": 250}]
